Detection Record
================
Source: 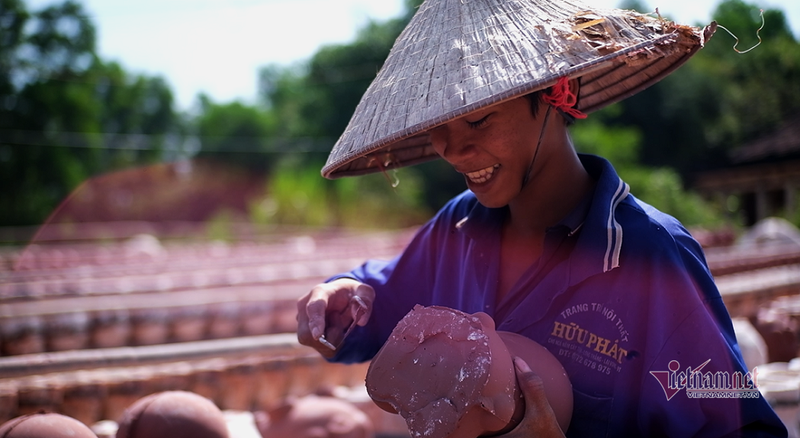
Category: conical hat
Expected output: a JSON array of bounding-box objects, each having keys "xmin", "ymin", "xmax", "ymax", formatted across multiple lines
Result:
[{"xmin": 322, "ymin": 0, "xmax": 716, "ymax": 178}]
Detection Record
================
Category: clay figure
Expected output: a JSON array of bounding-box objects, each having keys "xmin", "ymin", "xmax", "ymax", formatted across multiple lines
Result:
[
  {"xmin": 366, "ymin": 305, "xmax": 572, "ymax": 437},
  {"xmin": 115, "ymin": 390, "xmax": 229, "ymax": 438},
  {"xmin": 254, "ymin": 393, "xmax": 374, "ymax": 438},
  {"xmin": 0, "ymin": 413, "xmax": 97, "ymax": 438}
]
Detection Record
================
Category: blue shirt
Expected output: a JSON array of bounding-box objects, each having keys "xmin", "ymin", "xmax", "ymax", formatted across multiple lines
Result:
[{"xmin": 329, "ymin": 154, "xmax": 786, "ymax": 437}]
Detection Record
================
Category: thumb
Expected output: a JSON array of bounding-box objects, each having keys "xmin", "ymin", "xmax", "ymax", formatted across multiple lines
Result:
[
  {"xmin": 352, "ymin": 283, "xmax": 375, "ymax": 326},
  {"xmin": 307, "ymin": 298, "xmax": 328, "ymax": 340},
  {"xmin": 513, "ymin": 357, "xmax": 564, "ymax": 436},
  {"xmin": 514, "ymin": 357, "xmax": 550, "ymax": 412}
]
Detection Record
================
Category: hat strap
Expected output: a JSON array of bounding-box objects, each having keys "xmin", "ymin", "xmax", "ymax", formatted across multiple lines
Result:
[
  {"xmin": 543, "ymin": 77, "xmax": 587, "ymax": 120},
  {"xmin": 520, "ymin": 104, "xmax": 553, "ymax": 190}
]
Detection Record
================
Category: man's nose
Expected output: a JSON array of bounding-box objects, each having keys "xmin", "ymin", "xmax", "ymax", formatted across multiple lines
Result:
[{"xmin": 430, "ymin": 124, "xmax": 470, "ymax": 162}]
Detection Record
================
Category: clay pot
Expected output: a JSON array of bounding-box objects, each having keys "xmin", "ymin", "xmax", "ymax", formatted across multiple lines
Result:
[
  {"xmin": 208, "ymin": 303, "xmax": 241, "ymax": 339},
  {"xmin": 219, "ymin": 360, "xmax": 257, "ymax": 411},
  {"xmin": 0, "ymin": 316, "xmax": 45, "ymax": 356},
  {"xmin": 116, "ymin": 391, "xmax": 228, "ymax": 438},
  {"xmin": 130, "ymin": 308, "xmax": 169, "ymax": 346},
  {"xmin": 240, "ymin": 301, "xmax": 273, "ymax": 336},
  {"xmin": 61, "ymin": 375, "xmax": 107, "ymax": 427},
  {"xmin": 0, "ymin": 413, "xmax": 97, "ymax": 438},
  {"xmin": 91, "ymin": 309, "xmax": 131, "ymax": 348},
  {"xmin": 366, "ymin": 305, "xmax": 572, "ymax": 438},
  {"xmin": 0, "ymin": 382, "xmax": 18, "ymax": 425},
  {"xmin": 169, "ymin": 306, "xmax": 209, "ymax": 343},
  {"xmin": 254, "ymin": 394, "xmax": 374, "ymax": 438},
  {"xmin": 15, "ymin": 376, "xmax": 63, "ymax": 417},
  {"xmin": 497, "ymin": 331, "xmax": 573, "ymax": 432},
  {"xmin": 45, "ymin": 312, "xmax": 90, "ymax": 352}
]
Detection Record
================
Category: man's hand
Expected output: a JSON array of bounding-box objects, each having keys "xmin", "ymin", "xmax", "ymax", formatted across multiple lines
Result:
[
  {"xmin": 499, "ymin": 357, "xmax": 567, "ymax": 438},
  {"xmin": 296, "ymin": 278, "xmax": 374, "ymax": 358}
]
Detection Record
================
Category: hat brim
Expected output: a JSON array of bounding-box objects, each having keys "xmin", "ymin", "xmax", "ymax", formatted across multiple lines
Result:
[{"xmin": 322, "ymin": 0, "xmax": 716, "ymax": 179}]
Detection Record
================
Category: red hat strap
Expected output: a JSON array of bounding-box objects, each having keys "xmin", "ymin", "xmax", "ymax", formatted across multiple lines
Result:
[{"xmin": 542, "ymin": 76, "xmax": 587, "ymax": 120}]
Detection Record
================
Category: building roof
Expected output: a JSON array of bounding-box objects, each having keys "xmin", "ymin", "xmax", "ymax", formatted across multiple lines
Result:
[{"xmin": 731, "ymin": 113, "xmax": 800, "ymax": 164}]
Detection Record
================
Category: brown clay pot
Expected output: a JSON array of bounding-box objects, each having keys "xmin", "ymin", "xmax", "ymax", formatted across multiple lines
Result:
[
  {"xmin": 254, "ymin": 394, "xmax": 374, "ymax": 438},
  {"xmin": 366, "ymin": 305, "xmax": 572, "ymax": 438},
  {"xmin": 130, "ymin": 308, "xmax": 169, "ymax": 346},
  {"xmin": 0, "ymin": 413, "xmax": 97, "ymax": 438},
  {"xmin": 0, "ymin": 316, "xmax": 45, "ymax": 356},
  {"xmin": 45, "ymin": 312, "xmax": 90, "ymax": 352},
  {"xmin": 91, "ymin": 308, "xmax": 131, "ymax": 348},
  {"xmin": 496, "ymin": 331, "xmax": 573, "ymax": 432},
  {"xmin": 115, "ymin": 391, "xmax": 228, "ymax": 438}
]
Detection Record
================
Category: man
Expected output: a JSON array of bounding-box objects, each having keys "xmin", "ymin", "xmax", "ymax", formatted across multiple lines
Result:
[{"xmin": 296, "ymin": 0, "xmax": 787, "ymax": 435}]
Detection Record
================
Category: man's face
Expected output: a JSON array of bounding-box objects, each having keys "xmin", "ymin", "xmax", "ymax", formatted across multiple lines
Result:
[{"xmin": 429, "ymin": 96, "xmax": 544, "ymax": 208}]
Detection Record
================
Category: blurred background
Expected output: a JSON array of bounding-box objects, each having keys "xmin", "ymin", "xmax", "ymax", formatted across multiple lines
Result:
[
  {"xmin": 1, "ymin": 0, "xmax": 800, "ymax": 436},
  {"xmin": 1, "ymin": 0, "xmax": 799, "ymax": 239}
]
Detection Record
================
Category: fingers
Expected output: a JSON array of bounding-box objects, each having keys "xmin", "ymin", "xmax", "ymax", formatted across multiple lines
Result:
[
  {"xmin": 296, "ymin": 292, "xmax": 321, "ymax": 350},
  {"xmin": 514, "ymin": 357, "xmax": 549, "ymax": 411},
  {"xmin": 306, "ymin": 283, "xmax": 335, "ymax": 340},
  {"xmin": 296, "ymin": 279, "xmax": 374, "ymax": 355},
  {"xmin": 353, "ymin": 283, "xmax": 375, "ymax": 326},
  {"xmin": 506, "ymin": 357, "xmax": 565, "ymax": 438}
]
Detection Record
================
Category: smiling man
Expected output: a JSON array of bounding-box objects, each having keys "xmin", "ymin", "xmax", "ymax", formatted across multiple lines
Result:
[{"xmin": 294, "ymin": 0, "xmax": 787, "ymax": 436}]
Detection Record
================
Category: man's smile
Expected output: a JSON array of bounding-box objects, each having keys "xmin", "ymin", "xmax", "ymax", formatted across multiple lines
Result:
[{"xmin": 465, "ymin": 164, "xmax": 500, "ymax": 184}]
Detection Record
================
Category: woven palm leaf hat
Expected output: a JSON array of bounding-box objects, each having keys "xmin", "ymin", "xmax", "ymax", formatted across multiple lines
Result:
[{"xmin": 322, "ymin": 0, "xmax": 716, "ymax": 178}]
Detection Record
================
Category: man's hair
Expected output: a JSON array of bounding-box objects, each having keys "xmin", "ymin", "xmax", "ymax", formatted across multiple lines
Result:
[{"xmin": 523, "ymin": 90, "xmax": 546, "ymax": 118}]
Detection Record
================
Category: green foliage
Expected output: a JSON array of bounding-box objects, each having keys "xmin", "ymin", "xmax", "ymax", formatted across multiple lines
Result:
[
  {"xmin": 695, "ymin": 0, "xmax": 800, "ymax": 149},
  {"xmin": 194, "ymin": 97, "xmax": 278, "ymax": 173},
  {"xmin": 611, "ymin": 0, "xmax": 800, "ymax": 177},
  {"xmin": 0, "ymin": 0, "xmax": 183, "ymax": 227},
  {"xmin": 4, "ymin": 0, "xmax": 798, "ymax": 232},
  {"xmin": 261, "ymin": 17, "xmax": 408, "ymax": 143},
  {"xmin": 0, "ymin": 0, "xmax": 29, "ymax": 99},
  {"xmin": 257, "ymin": 159, "xmax": 333, "ymax": 227},
  {"xmin": 572, "ymin": 107, "xmax": 728, "ymax": 227},
  {"xmin": 569, "ymin": 105, "xmax": 641, "ymax": 167},
  {"xmin": 332, "ymin": 167, "xmax": 431, "ymax": 229},
  {"xmin": 621, "ymin": 167, "xmax": 730, "ymax": 227},
  {"xmin": 254, "ymin": 2, "xmax": 464, "ymax": 220},
  {"xmin": 206, "ymin": 209, "xmax": 237, "ymax": 242},
  {"xmin": 257, "ymin": 3, "xmax": 466, "ymax": 215},
  {"xmin": 250, "ymin": 159, "xmax": 430, "ymax": 229}
]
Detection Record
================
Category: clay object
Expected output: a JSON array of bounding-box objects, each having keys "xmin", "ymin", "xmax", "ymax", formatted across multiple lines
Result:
[
  {"xmin": 496, "ymin": 331, "xmax": 573, "ymax": 432},
  {"xmin": 254, "ymin": 394, "xmax": 374, "ymax": 438},
  {"xmin": 115, "ymin": 391, "xmax": 228, "ymax": 438},
  {"xmin": 0, "ymin": 413, "xmax": 97, "ymax": 438},
  {"xmin": 366, "ymin": 305, "xmax": 572, "ymax": 437}
]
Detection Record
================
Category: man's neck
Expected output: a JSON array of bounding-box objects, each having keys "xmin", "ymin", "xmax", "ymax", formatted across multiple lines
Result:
[{"xmin": 506, "ymin": 146, "xmax": 594, "ymax": 238}]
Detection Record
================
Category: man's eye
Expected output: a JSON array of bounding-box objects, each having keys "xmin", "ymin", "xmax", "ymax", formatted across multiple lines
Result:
[{"xmin": 466, "ymin": 115, "xmax": 490, "ymax": 129}]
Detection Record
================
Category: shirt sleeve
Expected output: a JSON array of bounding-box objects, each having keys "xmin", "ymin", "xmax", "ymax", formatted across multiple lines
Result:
[
  {"xmin": 323, "ymin": 193, "xmax": 474, "ymax": 363},
  {"xmin": 635, "ymin": 223, "xmax": 787, "ymax": 437}
]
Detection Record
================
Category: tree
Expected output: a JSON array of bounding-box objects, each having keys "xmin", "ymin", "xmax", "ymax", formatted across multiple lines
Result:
[
  {"xmin": 571, "ymin": 106, "xmax": 726, "ymax": 227},
  {"xmin": 0, "ymin": 0, "xmax": 182, "ymax": 227},
  {"xmin": 259, "ymin": 3, "xmax": 465, "ymax": 215},
  {"xmin": 701, "ymin": 0, "xmax": 800, "ymax": 149},
  {"xmin": 607, "ymin": 0, "xmax": 800, "ymax": 178},
  {"xmin": 194, "ymin": 96, "xmax": 279, "ymax": 173}
]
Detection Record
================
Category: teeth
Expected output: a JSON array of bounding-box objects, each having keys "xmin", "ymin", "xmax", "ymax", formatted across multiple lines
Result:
[{"xmin": 465, "ymin": 164, "xmax": 499, "ymax": 184}]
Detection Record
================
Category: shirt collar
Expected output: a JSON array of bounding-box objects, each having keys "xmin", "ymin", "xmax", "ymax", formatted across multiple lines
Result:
[
  {"xmin": 554, "ymin": 183, "xmax": 593, "ymax": 236},
  {"xmin": 456, "ymin": 201, "xmax": 504, "ymax": 241},
  {"xmin": 573, "ymin": 154, "xmax": 630, "ymax": 279}
]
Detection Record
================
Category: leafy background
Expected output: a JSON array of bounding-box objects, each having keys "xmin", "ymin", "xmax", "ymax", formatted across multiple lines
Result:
[{"xmin": 1, "ymin": 0, "xmax": 799, "ymax": 240}]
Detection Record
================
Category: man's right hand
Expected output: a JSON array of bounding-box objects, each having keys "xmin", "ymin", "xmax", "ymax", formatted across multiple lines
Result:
[{"xmin": 296, "ymin": 278, "xmax": 375, "ymax": 358}]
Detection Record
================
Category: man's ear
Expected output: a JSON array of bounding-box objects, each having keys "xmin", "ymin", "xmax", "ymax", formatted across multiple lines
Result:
[{"xmin": 568, "ymin": 78, "xmax": 580, "ymax": 98}]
